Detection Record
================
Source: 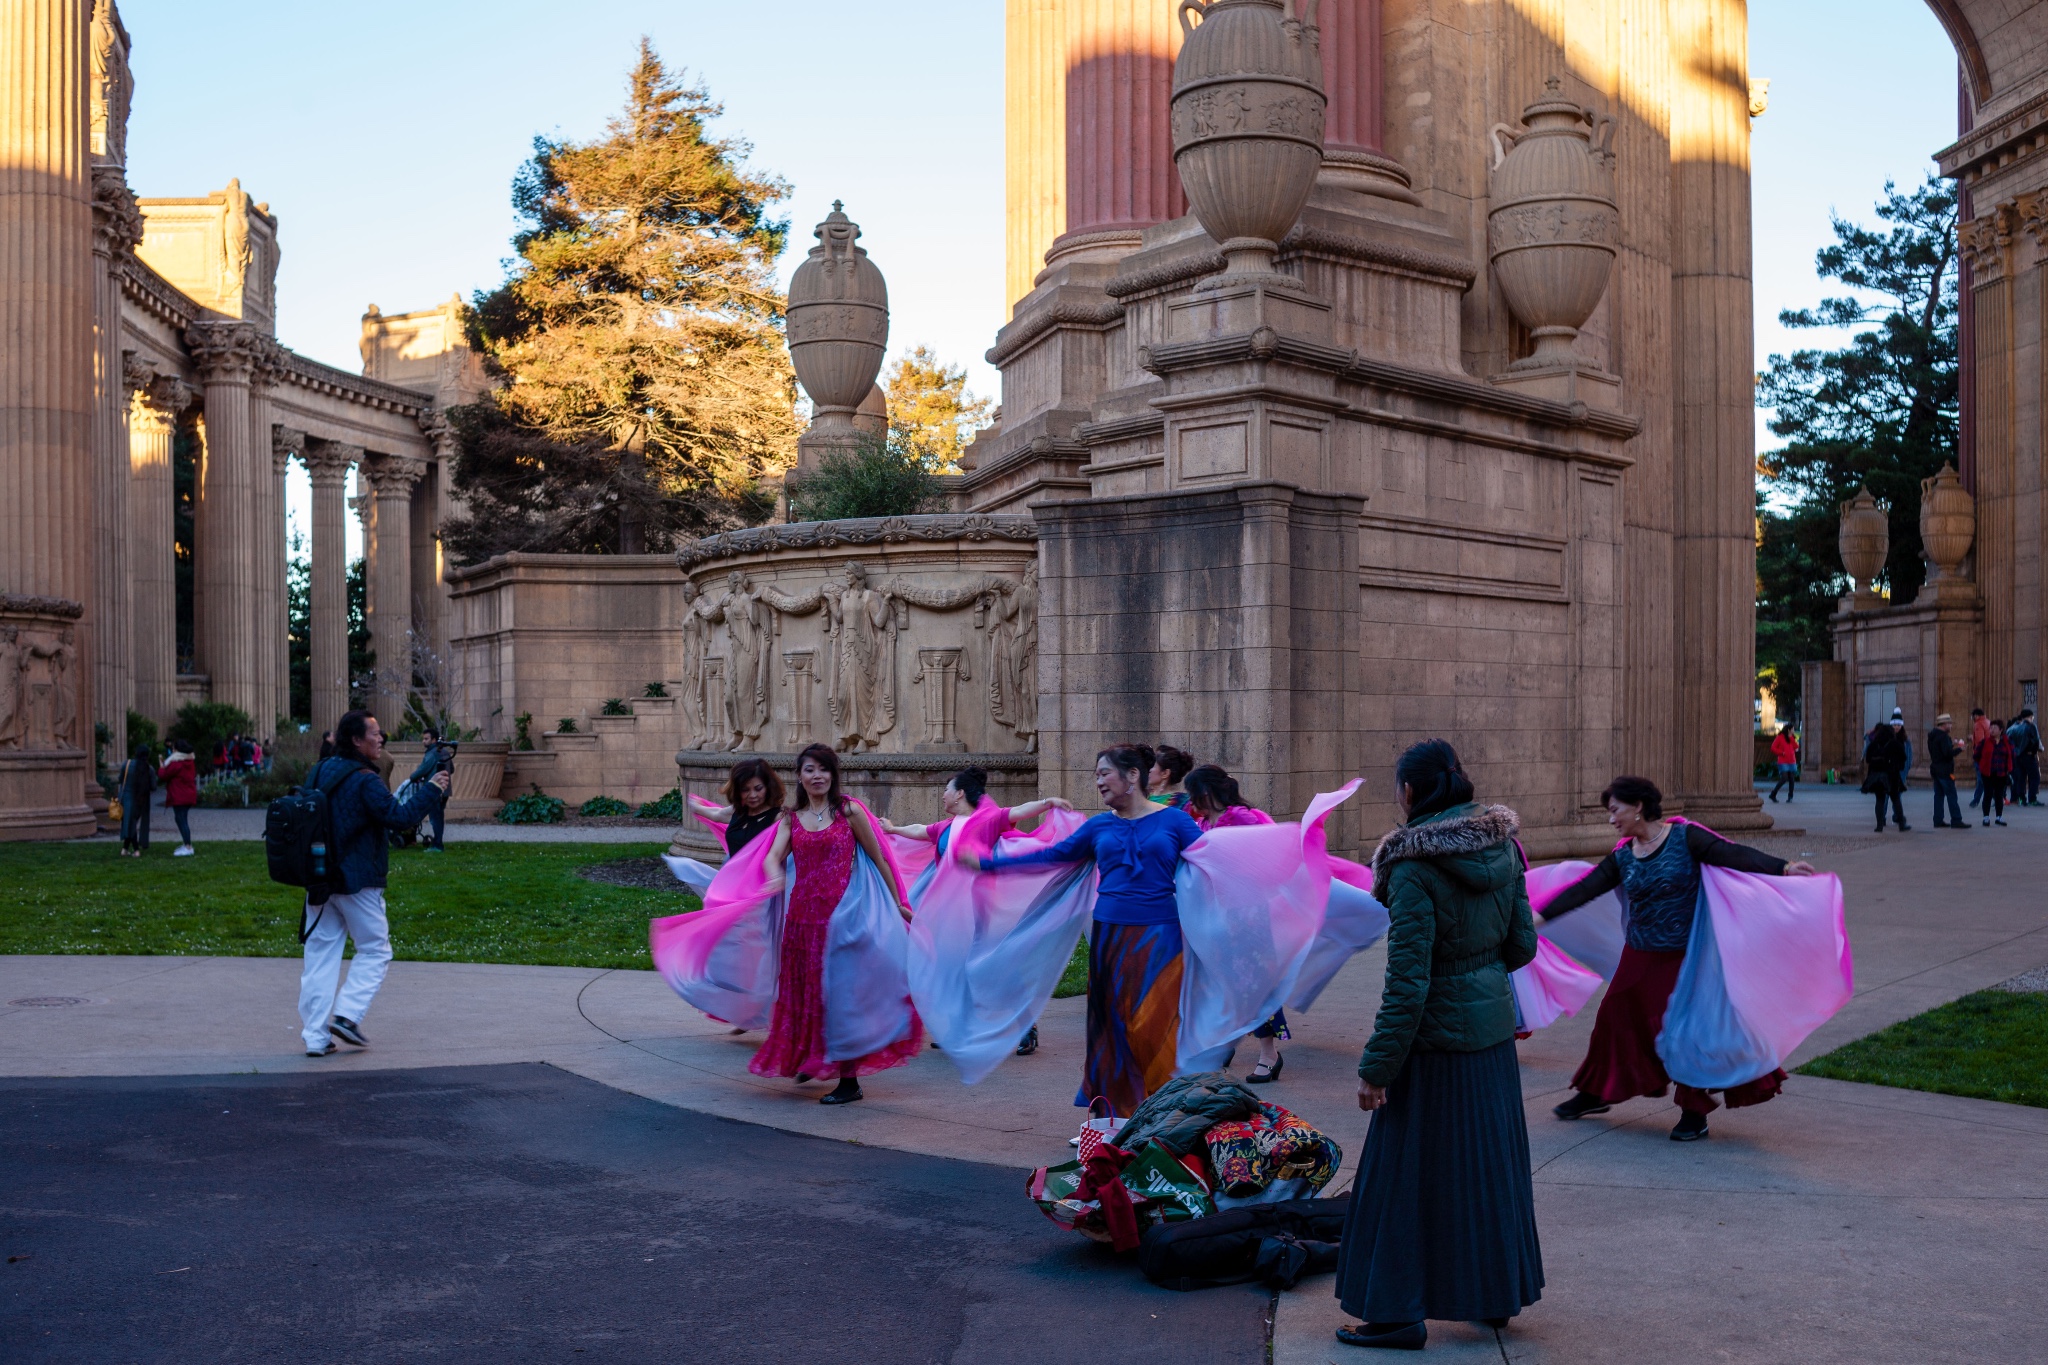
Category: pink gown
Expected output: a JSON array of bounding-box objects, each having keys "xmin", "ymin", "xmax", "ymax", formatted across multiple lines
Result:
[{"xmin": 748, "ymin": 812, "xmax": 925, "ymax": 1080}]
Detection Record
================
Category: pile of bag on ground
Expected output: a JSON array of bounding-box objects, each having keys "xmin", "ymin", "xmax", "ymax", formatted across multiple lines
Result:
[{"xmin": 1027, "ymin": 1072, "xmax": 1348, "ymax": 1290}]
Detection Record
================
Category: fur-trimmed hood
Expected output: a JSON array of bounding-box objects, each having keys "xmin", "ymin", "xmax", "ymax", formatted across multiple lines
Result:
[{"xmin": 1370, "ymin": 802, "xmax": 1522, "ymax": 891}]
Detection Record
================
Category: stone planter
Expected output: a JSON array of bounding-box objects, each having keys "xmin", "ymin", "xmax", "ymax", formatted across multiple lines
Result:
[
  {"xmin": 786, "ymin": 202, "xmax": 888, "ymax": 459},
  {"xmin": 1170, "ymin": 0, "xmax": 1327, "ymax": 283},
  {"xmin": 1488, "ymin": 78, "xmax": 1619, "ymax": 370},
  {"xmin": 446, "ymin": 741, "xmax": 509, "ymax": 819},
  {"xmin": 1919, "ymin": 462, "xmax": 1974, "ymax": 581},
  {"xmin": 1838, "ymin": 486, "xmax": 1890, "ymax": 593}
]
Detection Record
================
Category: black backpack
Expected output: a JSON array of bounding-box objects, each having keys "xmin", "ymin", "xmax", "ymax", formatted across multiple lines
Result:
[
  {"xmin": 264, "ymin": 761, "xmax": 358, "ymax": 914},
  {"xmin": 1137, "ymin": 1197, "xmax": 1347, "ymax": 1292}
]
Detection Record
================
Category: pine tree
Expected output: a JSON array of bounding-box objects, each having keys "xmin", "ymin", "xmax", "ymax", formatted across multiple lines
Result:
[
  {"xmin": 882, "ymin": 345, "xmax": 993, "ymax": 473},
  {"xmin": 444, "ymin": 40, "xmax": 797, "ymax": 559}
]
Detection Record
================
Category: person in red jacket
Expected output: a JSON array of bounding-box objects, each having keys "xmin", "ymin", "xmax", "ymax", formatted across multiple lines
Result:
[
  {"xmin": 1767, "ymin": 724, "xmax": 1800, "ymax": 802},
  {"xmin": 157, "ymin": 739, "xmax": 200, "ymax": 855},
  {"xmin": 1976, "ymin": 720, "xmax": 2015, "ymax": 826}
]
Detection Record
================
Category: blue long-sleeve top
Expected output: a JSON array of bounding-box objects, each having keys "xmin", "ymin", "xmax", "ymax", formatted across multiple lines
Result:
[{"xmin": 983, "ymin": 807, "xmax": 1203, "ymax": 925}]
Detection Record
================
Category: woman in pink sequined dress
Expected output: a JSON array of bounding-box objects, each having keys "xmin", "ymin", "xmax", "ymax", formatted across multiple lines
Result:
[{"xmin": 750, "ymin": 744, "xmax": 923, "ymax": 1104}]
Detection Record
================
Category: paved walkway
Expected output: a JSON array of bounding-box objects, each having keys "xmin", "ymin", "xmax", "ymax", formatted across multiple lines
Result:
[
  {"xmin": 110, "ymin": 796, "xmax": 678, "ymax": 844},
  {"xmin": 5, "ymin": 781, "xmax": 2045, "ymax": 1361}
]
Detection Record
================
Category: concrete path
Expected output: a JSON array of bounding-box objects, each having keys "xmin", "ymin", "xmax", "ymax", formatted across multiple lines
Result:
[
  {"xmin": 5, "ymin": 780, "xmax": 2045, "ymax": 1362},
  {"xmin": 110, "ymin": 797, "xmax": 677, "ymax": 844}
]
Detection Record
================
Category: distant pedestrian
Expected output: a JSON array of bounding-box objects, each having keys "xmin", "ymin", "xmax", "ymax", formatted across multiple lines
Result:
[
  {"xmin": 418, "ymin": 727, "xmax": 449, "ymax": 852},
  {"xmin": 117, "ymin": 743, "xmax": 156, "ymax": 856},
  {"xmin": 299, "ymin": 710, "xmax": 450, "ymax": 1058},
  {"xmin": 317, "ymin": 730, "xmax": 335, "ymax": 761},
  {"xmin": 1895, "ymin": 708, "xmax": 1914, "ymax": 774},
  {"xmin": 1767, "ymin": 724, "xmax": 1800, "ymax": 803},
  {"xmin": 1862, "ymin": 716, "xmax": 1910, "ymax": 832},
  {"xmin": 1976, "ymin": 720, "xmax": 2014, "ymax": 827},
  {"xmin": 1927, "ymin": 715, "xmax": 1966, "ymax": 830},
  {"xmin": 1969, "ymin": 709, "xmax": 1990, "ymax": 807},
  {"xmin": 159, "ymin": 739, "xmax": 199, "ymax": 856},
  {"xmin": 2011, "ymin": 708, "xmax": 2043, "ymax": 806}
]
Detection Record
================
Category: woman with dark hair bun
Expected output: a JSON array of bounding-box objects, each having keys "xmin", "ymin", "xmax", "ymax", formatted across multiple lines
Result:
[
  {"xmin": 1148, "ymin": 744, "xmax": 1197, "ymax": 807},
  {"xmin": 1334, "ymin": 739, "xmax": 1541, "ymax": 1351},
  {"xmin": 975, "ymin": 742, "xmax": 1203, "ymax": 1112},
  {"xmin": 1538, "ymin": 774, "xmax": 1815, "ymax": 1141}
]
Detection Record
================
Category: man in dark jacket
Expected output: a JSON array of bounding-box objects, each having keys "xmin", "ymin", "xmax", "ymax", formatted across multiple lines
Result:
[
  {"xmin": 1927, "ymin": 714, "xmax": 1966, "ymax": 829},
  {"xmin": 298, "ymin": 709, "xmax": 449, "ymax": 1057},
  {"xmin": 1863, "ymin": 718, "xmax": 1910, "ymax": 833},
  {"xmin": 2012, "ymin": 708, "xmax": 2043, "ymax": 806}
]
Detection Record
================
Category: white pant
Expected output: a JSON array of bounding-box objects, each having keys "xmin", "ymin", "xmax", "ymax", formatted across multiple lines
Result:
[{"xmin": 298, "ymin": 888, "xmax": 392, "ymax": 1049}]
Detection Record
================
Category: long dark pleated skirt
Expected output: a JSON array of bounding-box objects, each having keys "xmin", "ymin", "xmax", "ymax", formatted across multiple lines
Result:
[{"xmin": 1336, "ymin": 1039, "xmax": 1543, "ymax": 1324}]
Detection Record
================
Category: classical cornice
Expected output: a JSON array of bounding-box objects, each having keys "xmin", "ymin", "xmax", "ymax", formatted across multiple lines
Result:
[
  {"xmin": 119, "ymin": 256, "xmax": 197, "ymax": 329},
  {"xmin": 1937, "ymin": 87, "xmax": 2048, "ymax": 189},
  {"xmin": 985, "ymin": 296, "xmax": 1126, "ymax": 367},
  {"xmin": 1283, "ymin": 223, "xmax": 1477, "ymax": 286},
  {"xmin": 0, "ymin": 595, "xmax": 85, "ymax": 619},
  {"xmin": 281, "ymin": 352, "xmax": 433, "ymax": 415},
  {"xmin": 675, "ymin": 513, "xmax": 1037, "ymax": 570},
  {"xmin": 1106, "ymin": 249, "xmax": 1227, "ymax": 300}
]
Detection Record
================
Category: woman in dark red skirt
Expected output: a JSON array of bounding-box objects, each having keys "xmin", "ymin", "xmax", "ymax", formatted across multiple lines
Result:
[{"xmin": 1540, "ymin": 775, "xmax": 1815, "ymax": 1141}]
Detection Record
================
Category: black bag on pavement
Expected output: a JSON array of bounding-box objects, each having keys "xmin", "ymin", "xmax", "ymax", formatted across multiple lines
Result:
[{"xmin": 1137, "ymin": 1197, "xmax": 1347, "ymax": 1292}]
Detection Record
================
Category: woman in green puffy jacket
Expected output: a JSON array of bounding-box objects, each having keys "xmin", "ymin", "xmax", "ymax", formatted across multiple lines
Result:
[{"xmin": 1333, "ymin": 739, "xmax": 1543, "ymax": 1352}]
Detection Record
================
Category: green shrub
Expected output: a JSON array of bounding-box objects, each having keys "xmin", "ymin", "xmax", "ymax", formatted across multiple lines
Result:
[
  {"xmin": 498, "ymin": 786, "xmax": 567, "ymax": 825},
  {"xmin": 556, "ymin": 717, "xmax": 579, "ymax": 734},
  {"xmin": 642, "ymin": 681, "xmax": 669, "ymax": 698},
  {"xmin": 513, "ymin": 712, "xmax": 535, "ymax": 750},
  {"xmin": 173, "ymin": 701, "xmax": 254, "ymax": 774},
  {"xmin": 579, "ymin": 795, "xmax": 631, "ymax": 817},
  {"xmin": 197, "ymin": 774, "xmax": 249, "ymax": 808},
  {"xmin": 636, "ymin": 788, "xmax": 684, "ymax": 820},
  {"xmin": 125, "ymin": 710, "xmax": 160, "ymax": 759},
  {"xmin": 786, "ymin": 434, "xmax": 943, "ymax": 522},
  {"xmin": 601, "ymin": 698, "xmax": 633, "ymax": 716}
]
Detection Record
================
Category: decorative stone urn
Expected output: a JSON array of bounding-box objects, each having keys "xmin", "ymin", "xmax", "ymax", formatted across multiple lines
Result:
[
  {"xmin": 1170, "ymin": 0, "xmax": 1328, "ymax": 285},
  {"xmin": 786, "ymin": 202, "xmax": 888, "ymax": 466},
  {"xmin": 1488, "ymin": 78, "xmax": 1620, "ymax": 371},
  {"xmin": 1919, "ymin": 462, "xmax": 1975, "ymax": 582},
  {"xmin": 1838, "ymin": 486, "xmax": 1890, "ymax": 598}
]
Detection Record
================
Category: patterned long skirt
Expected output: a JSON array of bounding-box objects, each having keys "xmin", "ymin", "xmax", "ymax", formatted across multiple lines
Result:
[{"xmin": 1075, "ymin": 920, "xmax": 1184, "ymax": 1115}]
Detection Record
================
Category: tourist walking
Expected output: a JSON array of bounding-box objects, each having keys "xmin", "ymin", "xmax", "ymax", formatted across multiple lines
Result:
[
  {"xmin": 117, "ymin": 743, "xmax": 155, "ymax": 856},
  {"xmin": 1928, "ymin": 714, "xmax": 1967, "ymax": 829},
  {"xmin": 1183, "ymin": 764, "xmax": 1291, "ymax": 1083},
  {"xmin": 1541, "ymin": 776, "xmax": 1816, "ymax": 1140},
  {"xmin": 1148, "ymin": 743, "xmax": 1196, "ymax": 808},
  {"xmin": 979, "ymin": 743, "xmax": 1205, "ymax": 1114},
  {"xmin": 299, "ymin": 710, "xmax": 450, "ymax": 1057},
  {"xmin": 1969, "ymin": 708, "xmax": 1991, "ymax": 808},
  {"xmin": 1334, "ymin": 739, "xmax": 1542, "ymax": 1350},
  {"xmin": 1862, "ymin": 715, "xmax": 1910, "ymax": 832},
  {"xmin": 1767, "ymin": 724, "xmax": 1799, "ymax": 802},
  {"xmin": 159, "ymin": 739, "xmax": 199, "ymax": 856},
  {"xmin": 2011, "ymin": 708, "xmax": 2042, "ymax": 806},
  {"xmin": 1976, "ymin": 719, "xmax": 2014, "ymax": 826},
  {"xmin": 743, "ymin": 745, "xmax": 922, "ymax": 1104}
]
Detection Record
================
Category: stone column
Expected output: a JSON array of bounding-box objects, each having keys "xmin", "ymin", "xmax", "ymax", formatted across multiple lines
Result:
[
  {"xmin": 363, "ymin": 455, "xmax": 426, "ymax": 728},
  {"xmin": 0, "ymin": 0, "xmax": 97, "ymax": 838},
  {"xmin": 1667, "ymin": 0, "xmax": 1765, "ymax": 828},
  {"xmin": 270, "ymin": 425, "xmax": 302, "ymax": 729},
  {"xmin": 184, "ymin": 321, "xmax": 262, "ymax": 719},
  {"xmin": 1006, "ymin": 0, "xmax": 1066, "ymax": 307},
  {"xmin": 1045, "ymin": 0, "xmax": 1185, "ymax": 273},
  {"xmin": 1315, "ymin": 0, "xmax": 1414, "ymax": 201},
  {"xmin": 247, "ymin": 350, "xmax": 285, "ymax": 735},
  {"xmin": 127, "ymin": 366, "xmax": 190, "ymax": 731},
  {"xmin": 304, "ymin": 439, "xmax": 357, "ymax": 732},
  {"xmin": 89, "ymin": 164, "xmax": 141, "ymax": 754}
]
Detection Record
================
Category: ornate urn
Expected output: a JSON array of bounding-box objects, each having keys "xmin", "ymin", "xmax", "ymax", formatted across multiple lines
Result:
[
  {"xmin": 1919, "ymin": 462, "xmax": 1975, "ymax": 582},
  {"xmin": 786, "ymin": 202, "xmax": 888, "ymax": 447},
  {"xmin": 1838, "ymin": 486, "xmax": 1890, "ymax": 596},
  {"xmin": 1170, "ymin": 0, "xmax": 1327, "ymax": 284},
  {"xmin": 1488, "ymin": 78, "xmax": 1619, "ymax": 370}
]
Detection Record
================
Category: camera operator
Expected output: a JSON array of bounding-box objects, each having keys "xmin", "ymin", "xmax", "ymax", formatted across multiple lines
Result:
[
  {"xmin": 299, "ymin": 710, "xmax": 451, "ymax": 1057},
  {"xmin": 413, "ymin": 726, "xmax": 457, "ymax": 852}
]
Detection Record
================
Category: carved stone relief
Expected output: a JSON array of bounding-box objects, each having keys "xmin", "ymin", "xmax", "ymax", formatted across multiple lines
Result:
[
  {"xmin": 718, "ymin": 571, "xmax": 772, "ymax": 752},
  {"xmin": 781, "ymin": 649, "xmax": 818, "ymax": 747},
  {"xmin": 984, "ymin": 562, "xmax": 1040, "ymax": 752},
  {"xmin": 678, "ymin": 578, "xmax": 721, "ymax": 750},
  {"xmin": 912, "ymin": 647, "xmax": 970, "ymax": 752},
  {"xmin": 0, "ymin": 612, "xmax": 83, "ymax": 752}
]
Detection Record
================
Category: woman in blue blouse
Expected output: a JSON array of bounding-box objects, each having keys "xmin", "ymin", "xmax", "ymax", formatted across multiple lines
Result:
[{"xmin": 976, "ymin": 743, "xmax": 1203, "ymax": 1113}]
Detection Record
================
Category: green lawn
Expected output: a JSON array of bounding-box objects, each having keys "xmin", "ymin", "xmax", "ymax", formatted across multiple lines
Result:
[
  {"xmin": 0, "ymin": 841, "xmax": 692, "ymax": 970},
  {"xmin": 1797, "ymin": 989, "xmax": 2048, "ymax": 1110}
]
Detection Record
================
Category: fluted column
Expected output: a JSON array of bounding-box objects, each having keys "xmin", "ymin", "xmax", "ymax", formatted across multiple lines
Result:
[
  {"xmin": 304, "ymin": 439, "xmax": 357, "ymax": 733},
  {"xmin": 1006, "ymin": 0, "xmax": 1066, "ymax": 306},
  {"xmin": 271, "ymin": 427, "xmax": 299, "ymax": 728},
  {"xmin": 1315, "ymin": 0, "xmax": 1414, "ymax": 201},
  {"xmin": 89, "ymin": 165, "xmax": 140, "ymax": 753},
  {"xmin": 184, "ymin": 321, "xmax": 261, "ymax": 719},
  {"xmin": 1668, "ymin": 0, "xmax": 1764, "ymax": 828},
  {"xmin": 363, "ymin": 455, "xmax": 425, "ymax": 728},
  {"xmin": 127, "ymin": 365, "xmax": 188, "ymax": 730},
  {"xmin": 1045, "ymin": 0, "xmax": 1185, "ymax": 273},
  {"xmin": 244, "ymin": 343, "xmax": 282, "ymax": 734}
]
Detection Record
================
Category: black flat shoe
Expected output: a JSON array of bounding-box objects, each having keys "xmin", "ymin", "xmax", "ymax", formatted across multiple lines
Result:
[
  {"xmin": 1483, "ymin": 1317, "xmax": 1511, "ymax": 1330},
  {"xmin": 1336, "ymin": 1322, "xmax": 1426, "ymax": 1350},
  {"xmin": 1553, "ymin": 1091, "xmax": 1611, "ymax": 1120},
  {"xmin": 1015, "ymin": 1025, "xmax": 1039, "ymax": 1057},
  {"xmin": 1671, "ymin": 1110, "xmax": 1710, "ymax": 1142},
  {"xmin": 795, "ymin": 1073, "xmax": 812, "ymax": 1084},
  {"xmin": 820, "ymin": 1080, "xmax": 863, "ymax": 1105},
  {"xmin": 1247, "ymin": 1054, "xmax": 1284, "ymax": 1083}
]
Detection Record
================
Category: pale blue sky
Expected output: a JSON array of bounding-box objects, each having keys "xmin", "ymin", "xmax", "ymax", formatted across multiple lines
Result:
[{"xmin": 119, "ymin": 0, "xmax": 1959, "ymax": 551}]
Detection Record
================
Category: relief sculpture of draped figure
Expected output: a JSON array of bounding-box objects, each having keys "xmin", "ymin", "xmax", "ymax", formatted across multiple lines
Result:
[
  {"xmin": 720, "ymin": 571, "xmax": 772, "ymax": 751},
  {"xmin": 678, "ymin": 579, "xmax": 722, "ymax": 750},
  {"xmin": 984, "ymin": 562, "xmax": 1039, "ymax": 753},
  {"xmin": 824, "ymin": 562, "xmax": 899, "ymax": 752}
]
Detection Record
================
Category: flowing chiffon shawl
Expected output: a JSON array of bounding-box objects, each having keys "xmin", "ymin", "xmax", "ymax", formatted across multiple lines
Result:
[
  {"xmin": 1525, "ymin": 821, "xmax": 1853, "ymax": 1086},
  {"xmin": 652, "ymin": 797, "xmax": 920, "ymax": 1062}
]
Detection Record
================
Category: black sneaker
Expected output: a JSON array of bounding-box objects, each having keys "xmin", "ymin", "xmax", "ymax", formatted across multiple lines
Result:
[
  {"xmin": 329, "ymin": 1016, "xmax": 368, "ymax": 1047},
  {"xmin": 1671, "ymin": 1110, "xmax": 1710, "ymax": 1141},
  {"xmin": 1014, "ymin": 1025, "xmax": 1039, "ymax": 1056},
  {"xmin": 306, "ymin": 1040, "xmax": 336, "ymax": 1057},
  {"xmin": 1553, "ymin": 1092, "xmax": 1612, "ymax": 1120}
]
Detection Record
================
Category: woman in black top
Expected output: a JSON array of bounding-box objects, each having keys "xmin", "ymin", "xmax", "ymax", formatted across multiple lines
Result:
[
  {"xmin": 703, "ymin": 758, "xmax": 785, "ymax": 856},
  {"xmin": 1542, "ymin": 775, "xmax": 1814, "ymax": 1141}
]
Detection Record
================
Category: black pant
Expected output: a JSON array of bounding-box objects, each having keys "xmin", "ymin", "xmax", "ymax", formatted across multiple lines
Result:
[
  {"xmin": 1769, "ymin": 768, "xmax": 1797, "ymax": 800},
  {"xmin": 1932, "ymin": 773, "xmax": 1962, "ymax": 826},
  {"xmin": 120, "ymin": 792, "xmax": 150, "ymax": 850},
  {"xmin": 427, "ymin": 803, "xmax": 445, "ymax": 848},
  {"xmin": 2018, "ymin": 752, "xmax": 2042, "ymax": 804},
  {"xmin": 1873, "ymin": 785, "xmax": 1906, "ymax": 828},
  {"xmin": 1983, "ymin": 780, "xmax": 2007, "ymax": 819}
]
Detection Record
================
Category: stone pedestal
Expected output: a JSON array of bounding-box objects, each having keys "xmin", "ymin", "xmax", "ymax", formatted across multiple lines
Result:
[
  {"xmin": 0, "ymin": 597, "xmax": 96, "ymax": 841},
  {"xmin": 1825, "ymin": 579, "xmax": 1987, "ymax": 782}
]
